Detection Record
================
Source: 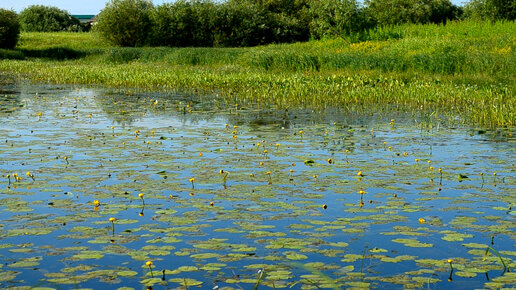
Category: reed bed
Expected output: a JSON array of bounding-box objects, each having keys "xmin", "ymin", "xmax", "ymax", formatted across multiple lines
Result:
[{"xmin": 1, "ymin": 20, "xmax": 514, "ymax": 127}]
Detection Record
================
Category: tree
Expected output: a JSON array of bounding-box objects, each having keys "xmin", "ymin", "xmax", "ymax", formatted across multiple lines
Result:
[
  {"xmin": 95, "ymin": 0, "xmax": 154, "ymax": 47},
  {"xmin": 214, "ymin": 0, "xmax": 274, "ymax": 47},
  {"xmin": 464, "ymin": 0, "xmax": 515, "ymax": 20},
  {"xmin": 18, "ymin": 5, "xmax": 80, "ymax": 32},
  {"xmin": 309, "ymin": 0, "xmax": 369, "ymax": 39},
  {"xmin": 365, "ymin": 0, "xmax": 460, "ymax": 26},
  {"xmin": 0, "ymin": 9, "xmax": 20, "ymax": 49},
  {"xmin": 150, "ymin": 0, "xmax": 217, "ymax": 47},
  {"xmin": 429, "ymin": 0, "xmax": 463, "ymax": 24},
  {"xmin": 254, "ymin": 0, "xmax": 311, "ymax": 42}
]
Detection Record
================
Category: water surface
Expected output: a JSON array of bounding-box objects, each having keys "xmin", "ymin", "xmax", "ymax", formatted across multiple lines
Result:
[{"xmin": 0, "ymin": 82, "xmax": 514, "ymax": 289}]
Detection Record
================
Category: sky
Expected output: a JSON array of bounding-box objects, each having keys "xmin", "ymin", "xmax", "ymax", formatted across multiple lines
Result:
[
  {"xmin": 0, "ymin": 0, "xmax": 170, "ymax": 14},
  {"xmin": 0, "ymin": 0, "xmax": 467, "ymax": 15}
]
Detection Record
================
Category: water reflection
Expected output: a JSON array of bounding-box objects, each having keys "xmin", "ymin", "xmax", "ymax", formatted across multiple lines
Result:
[{"xmin": 0, "ymin": 79, "xmax": 514, "ymax": 289}]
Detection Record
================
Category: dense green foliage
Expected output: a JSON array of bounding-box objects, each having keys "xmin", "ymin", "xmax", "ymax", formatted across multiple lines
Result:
[
  {"xmin": 214, "ymin": 0, "xmax": 310, "ymax": 46},
  {"xmin": 0, "ymin": 9, "xmax": 20, "ymax": 49},
  {"xmin": 215, "ymin": 0, "xmax": 278, "ymax": 47},
  {"xmin": 18, "ymin": 5, "xmax": 82, "ymax": 32},
  {"xmin": 365, "ymin": 0, "xmax": 462, "ymax": 26},
  {"xmin": 98, "ymin": 0, "xmax": 312, "ymax": 47},
  {"xmin": 95, "ymin": 0, "xmax": 154, "ymax": 47},
  {"xmin": 309, "ymin": 0, "xmax": 371, "ymax": 39},
  {"xmin": 464, "ymin": 0, "xmax": 515, "ymax": 20},
  {"xmin": 9, "ymin": 0, "xmax": 514, "ymax": 48},
  {"xmin": 150, "ymin": 1, "xmax": 216, "ymax": 47},
  {"xmin": 94, "ymin": 0, "xmax": 515, "ymax": 48},
  {"xmin": 1, "ymin": 21, "xmax": 514, "ymax": 126},
  {"xmin": 96, "ymin": 0, "xmax": 466, "ymax": 47}
]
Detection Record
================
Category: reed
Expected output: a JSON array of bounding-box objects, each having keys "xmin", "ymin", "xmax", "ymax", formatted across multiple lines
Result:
[{"xmin": 0, "ymin": 20, "xmax": 514, "ymax": 127}]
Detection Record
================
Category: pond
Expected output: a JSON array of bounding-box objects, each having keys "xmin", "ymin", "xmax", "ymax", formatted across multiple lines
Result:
[{"xmin": 0, "ymin": 81, "xmax": 515, "ymax": 289}]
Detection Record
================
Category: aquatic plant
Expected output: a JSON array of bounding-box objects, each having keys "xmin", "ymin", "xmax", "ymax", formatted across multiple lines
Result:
[
  {"xmin": 109, "ymin": 217, "xmax": 116, "ymax": 236},
  {"xmin": 146, "ymin": 261, "xmax": 154, "ymax": 278}
]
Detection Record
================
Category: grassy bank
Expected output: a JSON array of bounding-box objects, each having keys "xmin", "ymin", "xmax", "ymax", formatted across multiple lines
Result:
[{"xmin": 1, "ymin": 20, "xmax": 514, "ymax": 126}]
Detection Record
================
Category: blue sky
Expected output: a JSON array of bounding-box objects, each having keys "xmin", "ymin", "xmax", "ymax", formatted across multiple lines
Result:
[
  {"xmin": 1, "ymin": 0, "xmax": 467, "ymax": 15},
  {"xmin": 0, "ymin": 0, "xmax": 169, "ymax": 14}
]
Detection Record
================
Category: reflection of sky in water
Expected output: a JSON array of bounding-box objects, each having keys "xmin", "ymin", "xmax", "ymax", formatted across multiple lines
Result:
[{"xmin": 0, "ymin": 84, "xmax": 514, "ymax": 289}]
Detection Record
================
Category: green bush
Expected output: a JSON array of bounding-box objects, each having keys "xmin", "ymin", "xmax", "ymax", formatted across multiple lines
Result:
[
  {"xmin": 96, "ymin": 0, "xmax": 154, "ymax": 47},
  {"xmin": 428, "ymin": 0, "xmax": 463, "ymax": 23},
  {"xmin": 365, "ymin": 0, "xmax": 460, "ymax": 26},
  {"xmin": 464, "ymin": 0, "xmax": 515, "ymax": 21},
  {"xmin": 150, "ymin": 0, "xmax": 217, "ymax": 47},
  {"xmin": 252, "ymin": 0, "xmax": 311, "ymax": 43},
  {"xmin": 214, "ymin": 0, "xmax": 275, "ymax": 47},
  {"xmin": 309, "ymin": 0, "xmax": 370, "ymax": 39},
  {"xmin": 0, "ymin": 9, "xmax": 20, "ymax": 49},
  {"xmin": 19, "ymin": 5, "xmax": 81, "ymax": 32}
]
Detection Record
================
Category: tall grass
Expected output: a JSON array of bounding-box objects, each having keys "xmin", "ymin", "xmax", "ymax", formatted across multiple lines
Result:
[{"xmin": 0, "ymin": 20, "xmax": 514, "ymax": 127}]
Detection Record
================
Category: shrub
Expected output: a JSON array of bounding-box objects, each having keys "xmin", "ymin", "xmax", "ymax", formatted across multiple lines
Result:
[
  {"xmin": 253, "ymin": 0, "xmax": 312, "ymax": 43},
  {"xmin": 95, "ymin": 0, "xmax": 154, "ymax": 47},
  {"xmin": 0, "ymin": 9, "xmax": 20, "ymax": 49},
  {"xmin": 214, "ymin": 0, "xmax": 275, "ymax": 47},
  {"xmin": 428, "ymin": 0, "xmax": 463, "ymax": 24},
  {"xmin": 364, "ymin": 0, "xmax": 461, "ymax": 26},
  {"xmin": 19, "ymin": 5, "xmax": 80, "ymax": 32},
  {"xmin": 464, "ymin": 0, "xmax": 515, "ymax": 21},
  {"xmin": 150, "ymin": 0, "xmax": 217, "ymax": 47},
  {"xmin": 309, "ymin": 0, "xmax": 370, "ymax": 39}
]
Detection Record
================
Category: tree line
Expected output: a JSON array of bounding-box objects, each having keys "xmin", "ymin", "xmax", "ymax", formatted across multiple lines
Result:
[{"xmin": 1, "ymin": 0, "xmax": 515, "ymax": 49}]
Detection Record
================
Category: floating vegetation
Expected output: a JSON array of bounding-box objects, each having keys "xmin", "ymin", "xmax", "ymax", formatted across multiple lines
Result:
[{"xmin": 0, "ymin": 83, "xmax": 514, "ymax": 289}]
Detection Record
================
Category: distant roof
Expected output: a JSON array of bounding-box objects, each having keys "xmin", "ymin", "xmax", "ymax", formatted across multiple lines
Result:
[
  {"xmin": 72, "ymin": 15, "xmax": 96, "ymax": 19},
  {"xmin": 72, "ymin": 15, "xmax": 96, "ymax": 23}
]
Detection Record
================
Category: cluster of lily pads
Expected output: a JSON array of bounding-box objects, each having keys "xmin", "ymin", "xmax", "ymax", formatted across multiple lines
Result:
[{"xmin": 0, "ymin": 85, "xmax": 514, "ymax": 289}]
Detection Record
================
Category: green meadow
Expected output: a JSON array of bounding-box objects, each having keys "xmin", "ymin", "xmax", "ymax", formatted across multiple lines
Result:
[{"xmin": 1, "ymin": 20, "xmax": 515, "ymax": 127}]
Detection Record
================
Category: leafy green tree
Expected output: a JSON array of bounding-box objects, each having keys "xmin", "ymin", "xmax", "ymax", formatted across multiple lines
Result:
[
  {"xmin": 18, "ymin": 5, "xmax": 80, "ymax": 32},
  {"xmin": 464, "ymin": 0, "xmax": 515, "ymax": 20},
  {"xmin": 429, "ymin": 0, "xmax": 463, "ymax": 23},
  {"xmin": 214, "ymin": 0, "xmax": 274, "ymax": 47},
  {"xmin": 365, "ymin": 0, "xmax": 460, "ymax": 26},
  {"xmin": 95, "ymin": 0, "xmax": 154, "ymax": 47},
  {"xmin": 150, "ymin": 0, "xmax": 216, "ymax": 47},
  {"xmin": 365, "ymin": 0, "xmax": 430, "ymax": 25},
  {"xmin": 254, "ymin": 0, "xmax": 311, "ymax": 42},
  {"xmin": 309, "ymin": 0, "xmax": 369, "ymax": 39},
  {"xmin": 0, "ymin": 9, "xmax": 20, "ymax": 49}
]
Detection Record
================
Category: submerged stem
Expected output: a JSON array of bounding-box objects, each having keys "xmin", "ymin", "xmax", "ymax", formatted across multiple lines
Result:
[{"xmin": 484, "ymin": 246, "xmax": 510, "ymax": 272}]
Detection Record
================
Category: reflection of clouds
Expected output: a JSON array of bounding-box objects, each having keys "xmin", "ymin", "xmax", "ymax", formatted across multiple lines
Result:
[{"xmin": 0, "ymin": 79, "xmax": 392, "ymax": 130}]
